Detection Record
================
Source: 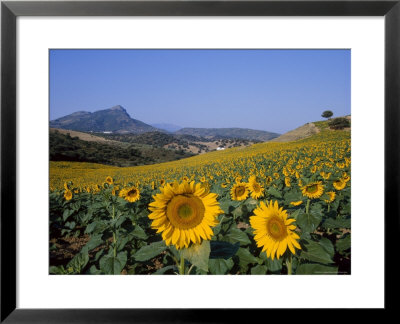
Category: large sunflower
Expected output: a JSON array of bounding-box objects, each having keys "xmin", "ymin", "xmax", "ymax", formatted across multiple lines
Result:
[
  {"xmin": 148, "ymin": 181, "xmax": 223, "ymax": 249},
  {"xmin": 247, "ymin": 176, "xmax": 264, "ymax": 199},
  {"xmin": 301, "ymin": 181, "xmax": 324, "ymax": 199},
  {"xmin": 230, "ymin": 182, "xmax": 249, "ymax": 201},
  {"xmin": 119, "ymin": 186, "xmax": 140, "ymax": 203},
  {"xmin": 250, "ymin": 200, "xmax": 301, "ymax": 260}
]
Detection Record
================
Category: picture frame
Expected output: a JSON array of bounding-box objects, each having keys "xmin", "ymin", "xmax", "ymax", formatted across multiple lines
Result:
[{"xmin": 1, "ymin": 0, "xmax": 397, "ymax": 321}]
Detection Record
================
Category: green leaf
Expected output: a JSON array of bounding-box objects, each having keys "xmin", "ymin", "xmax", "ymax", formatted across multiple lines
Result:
[
  {"xmin": 267, "ymin": 187, "xmax": 283, "ymax": 198},
  {"xmin": 224, "ymin": 228, "xmax": 251, "ymax": 246},
  {"xmin": 131, "ymin": 225, "xmax": 148, "ymax": 240},
  {"xmin": 297, "ymin": 212, "xmax": 322, "ymax": 233},
  {"xmin": 336, "ymin": 233, "xmax": 351, "ymax": 253},
  {"xmin": 251, "ymin": 265, "xmax": 268, "ymax": 275},
  {"xmin": 67, "ymin": 249, "xmax": 89, "ymax": 273},
  {"xmin": 208, "ymin": 258, "xmax": 234, "ymax": 274},
  {"xmin": 181, "ymin": 240, "xmax": 210, "ymax": 272},
  {"xmin": 210, "ymin": 241, "xmax": 239, "ymax": 260},
  {"xmin": 236, "ymin": 248, "xmax": 260, "ymax": 272},
  {"xmin": 62, "ymin": 209, "xmax": 74, "ymax": 222},
  {"xmin": 289, "ymin": 209, "xmax": 301, "ymax": 220},
  {"xmin": 300, "ymin": 239, "xmax": 334, "ymax": 264},
  {"xmin": 322, "ymin": 217, "xmax": 351, "ymax": 229},
  {"xmin": 284, "ymin": 190, "xmax": 302, "ymax": 203},
  {"xmin": 85, "ymin": 234, "xmax": 103, "ymax": 251},
  {"xmin": 319, "ymin": 237, "xmax": 335, "ymax": 256},
  {"xmin": 296, "ymin": 263, "xmax": 338, "ymax": 275},
  {"xmin": 88, "ymin": 265, "xmax": 101, "ymax": 275},
  {"xmin": 116, "ymin": 235, "xmax": 130, "ymax": 252},
  {"xmin": 99, "ymin": 251, "xmax": 127, "ymax": 274},
  {"xmin": 112, "ymin": 215, "xmax": 126, "ymax": 229},
  {"xmin": 49, "ymin": 266, "xmax": 67, "ymax": 275},
  {"xmin": 244, "ymin": 198, "xmax": 258, "ymax": 208},
  {"xmin": 85, "ymin": 220, "xmax": 109, "ymax": 235},
  {"xmin": 263, "ymin": 254, "xmax": 283, "ymax": 272},
  {"xmin": 133, "ymin": 241, "xmax": 167, "ymax": 262},
  {"xmin": 310, "ymin": 203, "xmax": 324, "ymax": 218},
  {"xmin": 152, "ymin": 265, "xmax": 177, "ymax": 275},
  {"xmin": 232, "ymin": 204, "xmax": 248, "ymax": 218}
]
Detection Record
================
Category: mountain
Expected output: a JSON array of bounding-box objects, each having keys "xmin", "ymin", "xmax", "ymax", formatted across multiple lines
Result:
[
  {"xmin": 50, "ymin": 105, "xmax": 159, "ymax": 134},
  {"xmin": 174, "ymin": 127, "xmax": 280, "ymax": 142},
  {"xmin": 151, "ymin": 123, "xmax": 182, "ymax": 133}
]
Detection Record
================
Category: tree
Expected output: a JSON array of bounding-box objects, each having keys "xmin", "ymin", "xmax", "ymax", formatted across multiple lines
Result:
[{"xmin": 321, "ymin": 110, "xmax": 333, "ymax": 119}]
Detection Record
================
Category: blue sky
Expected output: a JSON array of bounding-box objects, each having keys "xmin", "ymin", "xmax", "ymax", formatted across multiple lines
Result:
[{"xmin": 50, "ymin": 49, "xmax": 350, "ymax": 134}]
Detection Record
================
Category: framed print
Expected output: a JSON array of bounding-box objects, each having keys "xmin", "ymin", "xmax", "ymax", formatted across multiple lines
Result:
[{"xmin": 1, "ymin": 0, "xmax": 398, "ymax": 321}]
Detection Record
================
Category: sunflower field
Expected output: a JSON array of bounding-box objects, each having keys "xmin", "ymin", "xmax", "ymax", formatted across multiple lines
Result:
[{"xmin": 49, "ymin": 129, "xmax": 351, "ymax": 275}]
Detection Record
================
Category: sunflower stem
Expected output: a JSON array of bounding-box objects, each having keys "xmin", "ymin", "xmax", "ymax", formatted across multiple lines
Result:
[
  {"xmin": 306, "ymin": 199, "xmax": 310, "ymax": 214},
  {"xmin": 286, "ymin": 255, "xmax": 292, "ymax": 275},
  {"xmin": 328, "ymin": 204, "xmax": 331, "ymax": 213},
  {"xmin": 187, "ymin": 264, "xmax": 195, "ymax": 275},
  {"xmin": 112, "ymin": 204, "xmax": 117, "ymax": 258},
  {"xmin": 179, "ymin": 253, "xmax": 185, "ymax": 275}
]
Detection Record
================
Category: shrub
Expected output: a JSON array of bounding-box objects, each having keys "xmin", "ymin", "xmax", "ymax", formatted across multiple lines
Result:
[{"xmin": 328, "ymin": 117, "xmax": 350, "ymax": 130}]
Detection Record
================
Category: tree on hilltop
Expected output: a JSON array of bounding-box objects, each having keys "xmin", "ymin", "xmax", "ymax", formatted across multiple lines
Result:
[{"xmin": 321, "ymin": 110, "xmax": 333, "ymax": 119}]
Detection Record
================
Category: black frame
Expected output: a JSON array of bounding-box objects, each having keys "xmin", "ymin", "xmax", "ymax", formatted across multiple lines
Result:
[{"xmin": 1, "ymin": 0, "xmax": 398, "ymax": 321}]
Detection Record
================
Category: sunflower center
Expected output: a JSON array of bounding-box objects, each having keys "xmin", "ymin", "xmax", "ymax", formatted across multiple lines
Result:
[
  {"xmin": 306, "ymin": 184, "xmax": 318, "ymax": 193},
  {"xmin": 178, "ymin": 204, "xmax": 193, "ymax": 218},
  {"xmin": 235, "ymin": 186, "xmax": 246, "ymax": 197},
  {"xmin": 166, "ymin": 194, "xmax": 205, "ymax": 229},
  {"xmin": 267, "ymin": 216, "xmax": 287, "ymax": 241},
  {"xmin": 128, "ymin": 189, "xmax": 138, "ymax": 197},
  {"xmin": 252, "ymin": 183, "xmax": 261, "ymax": 192}
]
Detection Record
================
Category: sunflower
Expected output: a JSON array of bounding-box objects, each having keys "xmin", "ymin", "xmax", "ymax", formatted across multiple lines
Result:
[
  {"xmin": 119, "ymin": 186, "xmax": 140, "ymax": 203},
  {"xmin": 320, "ymin": 171, "xmax": 331, "ymax": 180},
  {"xmin": 273, "ymin": 172, "xmax": 280, "ymax": 180},
  {"xmin": 64, "ymin": 189, "xmax": 73, "ymax": 201},
  {"xmin": 148, "ymin": 181, "xmax": 223, "ymax": 249},
  {"xmin": 111, "ymin": 186, "xmax": 119, "ymax": 196},
  {"xmin": 290, "ymin": 201, "xmax": 303, "ymax": 206},
  {"xmin": 250, "ymin": 200, "xmax": 301, "ymax": 260},
  {"xmin": 230, "ymin": 182, "xmax": 249, "ymax": 201},
  {"xmin": 247, "ymin": 176, "xmax": 264, "ymax": 199},
  {"xmin": 301, "ymin": 181, "xmax": 324, "ymax": 199},
  {"xmin": 105, "ymin": 176, "xmax": 113, "ymax": 185},
  {"xmin": 333, "ymin": 179, "xmax": 346, "ymax": 190},
  {"xmin": 265, "ymin": 176, "xmax": 273, "ymax": 186},
  {"xmin": 342, "ymin": 173, "xmax": 351, "ymax": 183},
  {"xmin": 284, "ymin": 177, "xmax": 291, "ymax": 187},
  {"xmin": 325, "ymin": 191, "xmax": 336, "ymax": 203}
]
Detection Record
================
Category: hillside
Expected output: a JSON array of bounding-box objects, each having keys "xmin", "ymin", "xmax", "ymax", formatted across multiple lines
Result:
[
  {"xmin": 97, "ymin": 131, "xmax": 258, "ymax": 154},
  {"xmin": 50, "ymin": 105, "xmax": 159, "ymax": 134},
  {"xmin": 49, "ymin": 130, "xmax": 193, "ymax": 167},
  {"xmin": 175, "ymin": 127, "xmax": 280, "ymax": 142},
  {"xmin": 270, "ymin": 116, "xmax": 351, "ymax": 142}
]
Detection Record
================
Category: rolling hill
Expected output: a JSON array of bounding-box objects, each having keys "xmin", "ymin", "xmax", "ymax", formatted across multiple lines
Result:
[{"xmin": 175, "ymin": 127, "xmax": 280, "ymax": 142}]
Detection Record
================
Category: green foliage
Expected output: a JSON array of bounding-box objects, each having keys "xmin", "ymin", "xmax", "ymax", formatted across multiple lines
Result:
[
  {"xmin": 321, "ymin": 110, "xmax": 333, "ymax": 119},
  {"xmin": 50, "ymin": 130, "xmax": 194, "ymax": 167},
  {"xmin": 328, "ymin": 117, "xmax": 350, "ymax": 130}
]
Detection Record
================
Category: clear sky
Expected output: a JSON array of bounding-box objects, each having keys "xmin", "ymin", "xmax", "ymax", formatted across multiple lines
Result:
[{"xmin": 50, "ymin": 49, "xmax": 350, "ymax": 134}]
